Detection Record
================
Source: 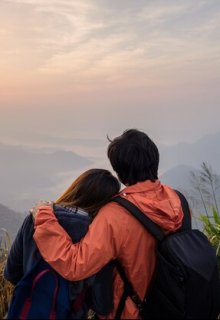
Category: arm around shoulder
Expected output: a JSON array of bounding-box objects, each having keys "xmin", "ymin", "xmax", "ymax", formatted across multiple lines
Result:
[{"xmin": 34, "ymin": 203, "xmax": 124, "ymax": 281}]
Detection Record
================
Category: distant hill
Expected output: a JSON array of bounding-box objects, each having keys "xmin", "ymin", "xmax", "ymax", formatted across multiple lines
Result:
[
  {"xmin": 159, "ymin": 132, "xmax": 220, "ymax": 174},
  {"xmin": 0, "ymin": 143, "xmax": 92, "ymax": 211},
  {"xmin": 160, "ymin": 164, "xmax": 196, "ymax": 191},
  {"xmin": 160, "ymin": 163, "xmax": 220, "ymax": 230},
  {"xmin": 0, "ymin": 204, "xmax": 24, "ymax": 240},
  {"xmin": 1, "ymin": 131, "xmax": 220, "ymax": 212},
  {"xmin": 159, "ymin": 132, "xmax": 220, "ymax": 215}
]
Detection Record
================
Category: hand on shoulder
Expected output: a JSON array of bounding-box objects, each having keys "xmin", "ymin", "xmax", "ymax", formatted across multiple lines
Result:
[{"xmin": 30, "ymin": 201, "xmax": 53, "ymax": 220}]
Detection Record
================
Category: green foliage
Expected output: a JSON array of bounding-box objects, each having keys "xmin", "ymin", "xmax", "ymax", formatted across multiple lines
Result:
[
  {"xmin": 200, "ymin": 208, "xmax": 220, "ymax": 255},
  {"xmin": 190, "ymin": 162, "xmax": 220, "ymax": 262}
]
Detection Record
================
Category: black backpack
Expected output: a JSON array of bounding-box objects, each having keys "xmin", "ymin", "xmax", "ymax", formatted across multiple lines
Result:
[{"xmin": 113, "ymin": 191, "xmax": 220, "ymax": 319}]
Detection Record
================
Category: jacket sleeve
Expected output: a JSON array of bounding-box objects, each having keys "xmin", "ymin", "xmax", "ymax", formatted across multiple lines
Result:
[
  {"xmin": 4, "ymin": 215, "xmax": 32, "ymax": 285},
  {"xmin": 33, "ymin": 205, "xmax": 124, "ymax": 281}
]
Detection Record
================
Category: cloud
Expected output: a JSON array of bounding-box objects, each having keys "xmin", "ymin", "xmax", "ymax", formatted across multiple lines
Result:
[
  {"xmin": 0, "ymin": 0, "xmax": 220, "ymax": 128},
  {"xmin": 1, "ymin": 0, "xmax": 220, "ymax": 83},
  {"xmin": 137, "ymin": 2, "xmax": 190, "ymax": 24}
]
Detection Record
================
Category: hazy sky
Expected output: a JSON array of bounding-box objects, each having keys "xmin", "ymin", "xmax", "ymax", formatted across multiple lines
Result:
[{"xmin": 0, "ymin": 0, "xmax": 220, "ymax": 149}]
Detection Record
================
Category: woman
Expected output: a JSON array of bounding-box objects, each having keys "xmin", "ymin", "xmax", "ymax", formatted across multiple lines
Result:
[{"xmin": 4, "ymin": 168, "xmax": 120, "ymax": 319}]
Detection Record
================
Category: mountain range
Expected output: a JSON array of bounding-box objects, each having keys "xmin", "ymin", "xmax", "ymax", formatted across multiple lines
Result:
[
  {"xmin": 159, "ymin": 131, "xmax": 220, "ymax": 174},
  {"xmin": 0, "ymin": 143, "xmax": 92, "ymax": 212},
  {"xmin": 0, "ymin": 204, "xmax": 24, "ymax": 240},
  {"xmin": 159, "ymin": 132, "xmax": 220, "ymax": 205},
  {"xmin": 0, "ymin": 131, "xmax": 219, "ymax": 233}
]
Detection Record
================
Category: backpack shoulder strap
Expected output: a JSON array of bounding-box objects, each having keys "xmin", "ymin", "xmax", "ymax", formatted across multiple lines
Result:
[
  {"xmin": 174, "ymin": 190, "xmax": 192, "ymax": 231},
  {"xmin": 114, "ymin": 260, "xmax": 143, "ymax": 320},
  {"xmin": 112, "ymin": 191, "xmax": 192, "ymax": 319},
  {"xmin": 112, "ymin": 196, "xmax": 165, "ymax": 241},
  {"xmin": 112, "ymin": 197, "xmax": 164, "ymax": 319}
]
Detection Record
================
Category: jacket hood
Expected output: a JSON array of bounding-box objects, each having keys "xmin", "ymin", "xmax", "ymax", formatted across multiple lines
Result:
[{"xmin": 120, "ymin": 180, "xmax": 183, "ymax": 232}]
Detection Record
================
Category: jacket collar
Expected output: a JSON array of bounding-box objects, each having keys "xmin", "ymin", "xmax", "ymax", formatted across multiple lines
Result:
[
  {"xmin": 120, "ymin": 179, "xmax": 161, "ymax": 195},
  {"xmin": 54, "ymin": 204, "xmax": 89, "ymax": 217}
]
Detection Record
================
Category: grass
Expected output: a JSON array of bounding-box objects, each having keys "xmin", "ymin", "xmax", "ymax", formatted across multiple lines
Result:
[
  {"xmin": 200, "ymin": 207, "xmax": 220, "ymax": 245},
  {"xmin": 200, "ymin": 207, "xmax": 220, "ymax": 274},
  {"xmin": 0, "ymin": 229, "xmax": 13, "ymax": 319}
]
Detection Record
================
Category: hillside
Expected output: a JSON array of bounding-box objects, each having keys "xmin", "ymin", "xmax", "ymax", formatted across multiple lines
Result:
[
  {"xmin": 160, "ymin": 164, "xmax": 196, "ymax": 191},
  {"xmin": 0, "ymin": 131, "xmax": 219, "ymax": 212},
  {"xmin": 159, "ymin": 132, "xmax": 220, "ymax": 174},
  {"xmin": 0, "ymin": 143, "xmax": 92, "ymax": 211},
  {"xmin": 160, "ymin": 163, "xmax": 220, "ymax": 230},
  {"xmin": 0, "ymin": 204, "xmax": 24, "ymax": 240}
]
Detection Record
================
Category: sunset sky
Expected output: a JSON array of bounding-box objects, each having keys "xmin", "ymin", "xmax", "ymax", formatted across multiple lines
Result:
[{"xmin": 0, "ymin": 0, "xmax": 220, "ymax": 149}]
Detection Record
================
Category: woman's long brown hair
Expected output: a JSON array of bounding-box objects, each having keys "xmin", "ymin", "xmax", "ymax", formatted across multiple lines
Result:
[{"xmin": 55, "ymin": 168, "xmax": 120, "ymax": 216}]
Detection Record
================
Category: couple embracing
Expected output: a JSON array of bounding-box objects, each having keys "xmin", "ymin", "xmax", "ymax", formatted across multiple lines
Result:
[{"xmin": 4, "ymin": 129, "xmax": 220, "ymax": 319}]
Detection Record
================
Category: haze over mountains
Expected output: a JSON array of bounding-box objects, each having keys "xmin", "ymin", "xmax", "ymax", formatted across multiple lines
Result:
[
  {"xmin": 160, "ymin": 132, "xmax": 220, "ymax": 228},
  {"xmin": 0, "ymin": 143, "xmax": 92, "ymax": 212},
  {"xmin": 160, "ymin": 132, "xmax": 220, "ymax": 173},
  {"xmin": 159, "ymin": 131, "xmax": 220, "ymax": 188},
  {"xmin": 0, "ymin": 204, "xmax": 24, "ymax": 240},
  {"xmin": 0, "ymin": 131, "xmax": 219, "ymax": 235}
]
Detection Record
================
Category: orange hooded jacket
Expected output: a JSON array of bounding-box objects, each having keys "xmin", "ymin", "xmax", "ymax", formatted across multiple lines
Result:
[{"xmin": 34, "ymin": 180, "xmax": 183, "ymax": 319}]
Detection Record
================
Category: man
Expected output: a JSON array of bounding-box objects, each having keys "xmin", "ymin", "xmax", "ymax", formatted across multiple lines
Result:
[{"xmin": 33, "ymin": 129, "xmax": 184, "ymax": 319}]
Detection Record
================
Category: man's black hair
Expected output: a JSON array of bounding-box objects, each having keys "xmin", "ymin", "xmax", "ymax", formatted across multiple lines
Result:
[{"xmin": 107, "ymin": 129, "xmax": 159, "ymax": 185}]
